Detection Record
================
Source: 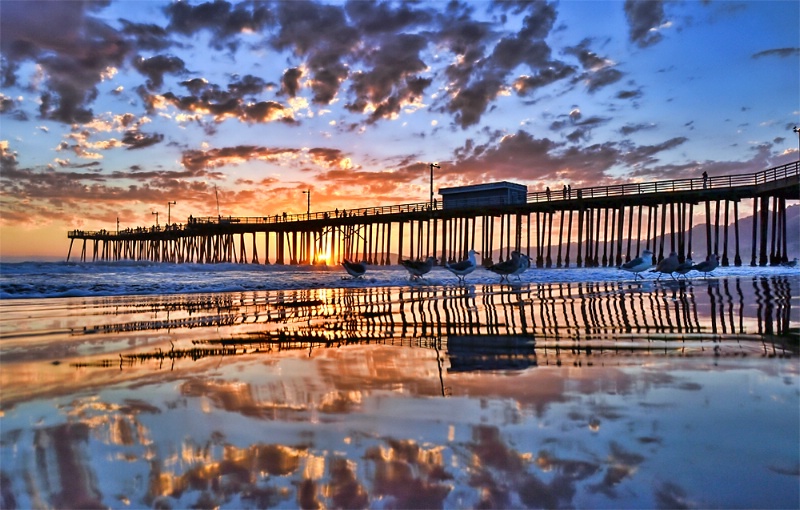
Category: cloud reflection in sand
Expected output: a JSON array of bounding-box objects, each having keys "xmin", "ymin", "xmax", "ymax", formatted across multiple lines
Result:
[{"xmin": 0, "ymin": 277, "xmax": 797, "ymax": 508}]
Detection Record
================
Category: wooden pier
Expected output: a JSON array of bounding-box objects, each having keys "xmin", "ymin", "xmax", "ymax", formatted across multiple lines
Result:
[{"xmin": 67, "ymin": 162, "xmax": 799, "ymax": 267}]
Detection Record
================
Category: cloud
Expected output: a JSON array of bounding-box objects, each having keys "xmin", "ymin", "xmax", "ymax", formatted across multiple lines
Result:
[
  {"xmin": 181, "ymin": 145, "xmax": 301, "ymax": 171},
  {"xmin": 436, "ymin": 1, "xmax": 571, "ymax": 128},
  {"xmin": 619, "ymin": 122, "xmax": 656, "ymax": 135},
  {"xmin": 345, "ymin": 33, "xmax": 431, "ymax": 123},
  {"xmin": 119, "ymin": 19, "xmax": 172, "ymax": 52},
  {"xmin": 0, "ymin": 94, "xmax": 17, "ymax": 113},
  {"xmin": 271, "ymin": 1, "xmax": 359, "ymax": 105},
  {"xmin": 624, "ymin": 0, "xmax": 665, "ymax": 48},
  {"xmin": 751, "ymin": 48, "xmax": 800, "ymax": 59},
  {"xmin": 1, "ymin": 140, "xmax": 18, "ymax": 173},
  {"xmin": 164, "ymin": 0, "xmax": 274, "ymax": 50},
  {"xmin": 345, "ymin": 0, "xmax": 432, "ymax": 35},
  {"xmin": 280, "ymin": 68, "xmax": 303, "ymax": 97},
  {"xmin": 0, "ymin": 1, "xmax": 130, "ymax": 124},
  {"xmin": 586, "ymin": 68, "xmax": 624, "ymax": 93},
  {"xmin": 121, "ymin": 130, "xmax": 165, "ymax": 150},
  {"xmin": 616, "ymin": 88, "xmax": 643, "ymax": 100},
  {"xmin": 133, "ymin": 55, "xmax": 187, "ymax": 90},
  {"xmin": 159, "ymin": 90, "xmax": 296, "ymax": 124},
  {"xmin": 514, "ymin": 65, "xmax": 577, "ymax": 96}
]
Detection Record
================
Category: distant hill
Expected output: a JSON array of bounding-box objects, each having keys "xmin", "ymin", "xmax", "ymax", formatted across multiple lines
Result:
[
  {"xmin": 377, "ymin": 204, "xmax": 799, "ymax": 266},
  {"xmin": 484, "ymin": 204, "xmax": 799, "ymax": 266},
  {"xmin": 682, "ymin": 203, "xmax": 799, "ymax": 263}
]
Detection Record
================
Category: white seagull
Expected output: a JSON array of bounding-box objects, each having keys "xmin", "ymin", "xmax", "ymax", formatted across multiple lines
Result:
[
  {"xmin": 342, "ymin": 259, "xmax": 367, "ymax": 279},
  {"xmin": 445, "ymin": 250, "xmax": 479, "ymax": 283},
  {"xmin": 619, "ymin": 249, "xmax": 654, "ymax": 280},
  {"xmin": 692, "ymin": 254, "xmax": 719, "ymax": 278},
  {"xmin": 402, "ymin": 256, "xmax": 436, "ymax": 280},
  {"xmin": 651, "ymin": 251, "xmax": 680, "ymax": 280}
]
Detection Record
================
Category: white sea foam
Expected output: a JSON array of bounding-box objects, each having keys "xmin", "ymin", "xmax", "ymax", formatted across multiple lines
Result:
[{"xmin": 0, "ymin": 260, "xmax": 798, "ymax": 299}]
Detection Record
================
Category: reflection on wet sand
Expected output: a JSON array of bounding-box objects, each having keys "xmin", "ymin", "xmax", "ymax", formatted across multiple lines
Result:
[
  {"xmin": 58, "ymin": 277, "xmax": 800, "ymax": 367},
  {"xmin": 0, "ymin": 277, "xmax": 797, "ymax": 509}
]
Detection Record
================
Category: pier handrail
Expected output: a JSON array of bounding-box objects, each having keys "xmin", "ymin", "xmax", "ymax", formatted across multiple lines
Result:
[
  {"xmin": 68, "ymin": 161, "xmax": 798, "ymax": 238},
  {"xmin": 526, "ymin": 160, "xmax": 799, "ymax": 202}
]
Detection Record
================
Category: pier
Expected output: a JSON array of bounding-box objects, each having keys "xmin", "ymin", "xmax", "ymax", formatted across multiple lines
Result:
[{"xmin": 67, "ymin": 162, "xmax": 799, "ymax": 267}]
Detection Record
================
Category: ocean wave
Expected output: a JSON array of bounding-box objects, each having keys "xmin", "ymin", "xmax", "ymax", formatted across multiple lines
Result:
[{"xmin": 1, "ymin": 260, "xmax": 798, "ymax": 299}]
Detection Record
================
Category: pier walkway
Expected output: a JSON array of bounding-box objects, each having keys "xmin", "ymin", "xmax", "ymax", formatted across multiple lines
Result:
[{"xmin": 67, "ymin": 162, "xmax": 799, "ymax": 267}]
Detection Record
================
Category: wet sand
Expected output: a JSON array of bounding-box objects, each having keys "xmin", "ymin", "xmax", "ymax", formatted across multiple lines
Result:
[{"xmin": 1, "ymin": 276, "xmax": 798, "ymax": 508}]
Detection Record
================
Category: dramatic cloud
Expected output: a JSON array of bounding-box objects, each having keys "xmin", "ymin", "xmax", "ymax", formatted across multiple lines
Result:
[
  {"xmin": 181, "ymin": 145, "xmax": 301, "ymax": 171},
  {"xmin": 118, "ymin": 20, "xmax": 172, "ymax": 52},
  {"xmin": 133, "ymin": 55, "xmax": 187, "ymax": 90},
  {"xmin": 0, "ymin": 1, "xmax": 130, "ymax": 123},
  {"xmin": 121, "ymin": 130, "xmax": 165, "ymax": 150},
  {"xmin": 271, "ymin": 1, "xmax": 360, "ymax": 105},
  {"xmin": 346, "ymin": 33, "xmax": 431, "ymax": 123},
  {"xmin": 164, "ymin": 0, "xmax": 274, "ymax": 50},
  {"xmin": 437, "ymin": 1, "xmax": 569, "ymax": 128},
  {"xmin": 0, "ymin": 140, "xmax": 18, "ymax": 173},
  {"xmin": 624, "ymin": 0, "xmax": 666, "ymax": 48},
  {"xmin": 280, "ymin": 68, "xmax": 303, "ymax": 97}
]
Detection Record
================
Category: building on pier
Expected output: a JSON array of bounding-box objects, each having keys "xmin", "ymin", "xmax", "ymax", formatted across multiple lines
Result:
[{"xmin": 439, "ymin": 181, "xmax": 528, "ymax": 210}]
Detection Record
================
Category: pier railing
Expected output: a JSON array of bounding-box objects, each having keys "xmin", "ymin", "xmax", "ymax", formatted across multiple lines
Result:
[
  {"xmin": 525, "ymin": 160, "xmax": 799, "ymax": 202},
  {"xmin": 68, "ymin": 161, "xmax": 798, "ymax": 238}
]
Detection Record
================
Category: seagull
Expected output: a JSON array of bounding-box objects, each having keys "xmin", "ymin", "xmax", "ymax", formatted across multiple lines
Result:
[
  {"xmin": 342, "ymin": 259, "xmax": 367, "ymax": 279},
  {"xmin": 487, "ymin": 252, "xmax": 522, "ymax": 282},
  {"xmin": 445, "ymin": 249, "xmax": 479, "ymax": 283},
  {"xmin": 651, "ymin": 251, "xmax": 680, "ymax": 280},
  {"xmin": 511, "ymin": 251, "xmax": 531, "ymax": 280},
  {"xmin": 780, "ymin": 257, "xmax": 798, "ymax": 268},
  {"xmin": 674, "ymin": 257, "xmax": 694, "ymax": 279},
  {"xmin": 619, "ymin": 249, "xmax": 654, "ymax": 280},
  {"xmin": 692, "ymin": 254, "xmax": 719, "ymax": 278},
  {"xmin": 402, "ymin": 256, "xmax": 436, "ymax": 280}
]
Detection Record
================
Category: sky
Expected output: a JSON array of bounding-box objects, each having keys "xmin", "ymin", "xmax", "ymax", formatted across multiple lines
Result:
[{"xmin": 0, "ymin": 0, "xmax": 798, "ymax": 260}]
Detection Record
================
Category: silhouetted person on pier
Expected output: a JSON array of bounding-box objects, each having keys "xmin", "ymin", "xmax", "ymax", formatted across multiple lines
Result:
[
  {"xmin": 546, "ymin": 187, "xmax": 551, "ymax": 200},
  {"xmin": 567, "ymin": 185, "xmax": 571, "ymax": 198},
  {"xmin": 563, "ymin": 185, "xmax": 567, "ymax": 199},
  {"xmin": 702, "ymin": 171, "xmax": 708, "ymax": 189}
]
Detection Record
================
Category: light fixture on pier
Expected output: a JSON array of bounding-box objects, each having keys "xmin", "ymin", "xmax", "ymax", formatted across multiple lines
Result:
[
  {"xmin": 429, "ymin": 163, "xmax": 440, "ymax": 209},
  {"xmin": 302, "ymin": 190, "xmax": 310, "ymax": 217},
  {"xmin": 794, "ymin": 126, "xmax": 800, "ymax": 155},
  {"xmin": 167, "ymin": 201, "xmax": 176, "ymax": 224},
  {"xmin": 152, "ymin": 211, "xmax": 159, "ymax": 226}
]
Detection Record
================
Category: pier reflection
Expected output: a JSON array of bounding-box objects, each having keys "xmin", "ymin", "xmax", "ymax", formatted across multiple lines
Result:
[
  {"xmin": 1, "ymin": 278, "xmax": 798, "ymax": 509},
  {"xmin": 64, "ymin": 276, "xmax": 799, "ymax": 366}
]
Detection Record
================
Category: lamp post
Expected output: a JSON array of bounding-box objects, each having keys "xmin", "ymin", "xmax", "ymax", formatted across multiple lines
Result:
[
  {"xmin": 152, "ymin": 211, "xmax": 159, "ymax": 226},
  {"xmin": 794, "ymin": 126, "xmax": 800, "ymax": 157},
  {"xmin": 429, "ymin": 163, "xmax": 439, "ymax": 209},
  {"xmin": 167, "ymin": 201, "xmax": 176, "ymax": 224},
  {"xmin": 302, "ymin": 190, "xmax": 310, "ymax": 218}
]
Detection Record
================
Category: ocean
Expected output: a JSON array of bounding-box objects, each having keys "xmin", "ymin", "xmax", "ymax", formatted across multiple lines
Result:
[{"xmin": 0, "ymin": 261, "xmax": 798, "ymax": 509}]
